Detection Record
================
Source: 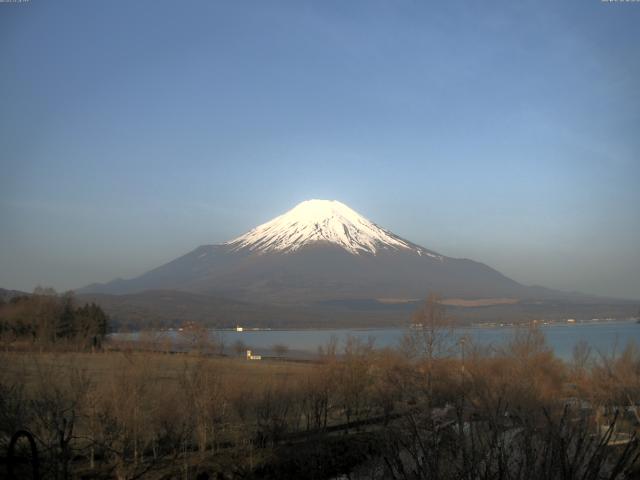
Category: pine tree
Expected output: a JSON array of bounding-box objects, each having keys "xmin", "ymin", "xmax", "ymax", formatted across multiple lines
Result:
[
  {"xmin": 73, "ymin": 302, "xmax": 109, "ymax": 348},
  {"xmin": 56, "ymin": 293, "xmax": 76, "ymax": 340}
]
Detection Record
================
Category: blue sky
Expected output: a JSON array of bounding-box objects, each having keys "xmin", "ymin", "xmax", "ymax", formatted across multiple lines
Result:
[{"xmin": 1, "ymin": 0, "xmax": 639, "ymax": 299}]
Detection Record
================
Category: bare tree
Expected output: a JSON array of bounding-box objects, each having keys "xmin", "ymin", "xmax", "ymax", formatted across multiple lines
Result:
[
  {"xmin": 179, "ymin": 323, "xmax": 212, "ymax": 355},
  {"xmin": 29, "ymin": 358, "xmax": 91, "ymax": 480},
  {"xmin": 272, "ymin": 343, "xmax": 289, "ymax": 357},
  {"xmin": 403, "ymin": 293, "xmax": 455, "ymax": 399},
  {"xmin": 180, "ymin": 359, "xmax": 226, "ymax": 456},
  {"xmin": 300, "ymin": 367, "xmax": 332, "ymax": 431},
  {"xmin": 233, "ymin": 339, "xmax": 247, "ymax": 357},
  {"xmin": 334, "ymin": 336, "xmax": 375, "ymax": 431},
  {"xmin": 592, "ymin": 340, "xmax": 640, "ymax": 425}
]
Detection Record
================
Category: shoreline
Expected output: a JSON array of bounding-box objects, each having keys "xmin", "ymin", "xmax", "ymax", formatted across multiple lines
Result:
[{"xmin": 112, "ymin": 317, "xmax": 638, "ymax": 335}]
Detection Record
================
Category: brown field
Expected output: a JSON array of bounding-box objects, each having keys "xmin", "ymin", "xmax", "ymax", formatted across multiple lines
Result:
[
  {"xmin": 441, "ymin": 297, "xmax": 520, "ymax": 307},
  {"xmin": 2, "ymin": 350, "xmax": 313, "ymax": 393},
  {"xmin": 376, "ymin": 297, "xmax": 520, "ymax": 307}
]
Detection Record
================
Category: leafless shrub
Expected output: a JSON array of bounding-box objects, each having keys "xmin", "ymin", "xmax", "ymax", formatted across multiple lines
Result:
[{"xmin": 272, "ymin": 343, "xmax": 289, "ymax": 357}]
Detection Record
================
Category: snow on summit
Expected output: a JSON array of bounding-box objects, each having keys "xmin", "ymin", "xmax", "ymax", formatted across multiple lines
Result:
[{"xmin": 226, "ymin": 199, "xmax": 436, "ymax": 256}]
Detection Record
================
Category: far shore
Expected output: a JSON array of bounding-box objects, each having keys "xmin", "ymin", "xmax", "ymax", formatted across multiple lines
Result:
[{"xmin": 109, "ymin": 316, "xmax": 639, "ymax": 334}]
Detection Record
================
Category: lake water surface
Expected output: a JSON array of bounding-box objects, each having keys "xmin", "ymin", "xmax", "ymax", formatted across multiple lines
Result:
[
  {"xmin": 113, "ymin": 320, "xmax": 640, "ymax": 360},
  {"xmin": 222, "ymin": 321, "xmax": 640, "ymax": 359}
]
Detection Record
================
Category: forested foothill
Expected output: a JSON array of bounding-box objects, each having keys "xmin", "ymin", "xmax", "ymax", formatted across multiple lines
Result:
[{"xmin": 0, "ymin": 295, "xmax": 639, "ymax": 479}]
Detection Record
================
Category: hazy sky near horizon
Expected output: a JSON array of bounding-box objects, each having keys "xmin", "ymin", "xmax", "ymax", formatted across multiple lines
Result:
[{"xmin": 1, "ymin": 0, "xmax": 639, "ymax": 299}]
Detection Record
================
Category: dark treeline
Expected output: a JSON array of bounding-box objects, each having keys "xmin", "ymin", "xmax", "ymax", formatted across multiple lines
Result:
[
  {"xmin": 0, "ymin": 287, "xmax": 108, "ymax": 350},
  {"xmin": 1, "ymin": 295, "xmax": 639, "ymax": 479}
]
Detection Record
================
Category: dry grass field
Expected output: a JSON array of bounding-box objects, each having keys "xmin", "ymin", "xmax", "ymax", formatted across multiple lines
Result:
[{"xmin": 2, "ymin": 350, "xmax": 313, "ymax": 394}]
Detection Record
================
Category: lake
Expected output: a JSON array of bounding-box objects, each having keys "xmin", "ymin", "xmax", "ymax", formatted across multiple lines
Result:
[{"xmin": 112, "ymin": 319, "xmax": 640, "ymax": 360}]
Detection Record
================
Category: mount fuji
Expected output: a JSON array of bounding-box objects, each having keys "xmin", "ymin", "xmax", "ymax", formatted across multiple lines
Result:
[
  {"xmin": 78, "ymin": 200, "xmax": 638, "ymax": 327},
  {"xmin": 81, "ymin": 199, "xmax": 544, "ymax": 303}
]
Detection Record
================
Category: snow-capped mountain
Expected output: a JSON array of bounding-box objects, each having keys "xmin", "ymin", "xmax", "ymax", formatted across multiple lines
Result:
[
  {"xmin": 80, "ymin": 199, "xmax": 535, "ymax": 302},
  {"xmin": 226, "ymin": 199, "xmax": 440, "ymax": 258},
  {"xmin": 77, "ymin": 199, "xmax": 634, "ymax": 327}
]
